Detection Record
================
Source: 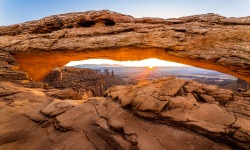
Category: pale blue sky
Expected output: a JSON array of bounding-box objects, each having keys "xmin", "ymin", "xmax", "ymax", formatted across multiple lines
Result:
[{"xmin": 0, "ymin": 0, "xmax": 250, "ymax": 26}]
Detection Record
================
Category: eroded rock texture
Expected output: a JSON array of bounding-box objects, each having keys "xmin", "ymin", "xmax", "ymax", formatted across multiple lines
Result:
[
  {"xmin": 0, "ymin": 50, "xmax": 29, "ymax": 81},
  {"xmin": 0, "ymin": 77, "xmax": 250, "ymax": 150},
  {"xmin": 0, "ymin": 10, "xmax": 249, "ymax": 81},
  {"xmin": 107, "ymin": 77, "xmax": 250, "ymax": 149},
  {"xmin": 44, "ymin": 67, "xmax": 106, "ymax": 97},
  {"xmin": 44, "ymin": 66, "xmax": 126, "ymax": 98}
]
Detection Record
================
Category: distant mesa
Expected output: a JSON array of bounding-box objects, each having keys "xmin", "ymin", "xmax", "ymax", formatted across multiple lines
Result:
[
  {"xmin": 43, "ymin": 67, "xmax": 126, "ymax": 98},
  {"xmin": 69, "ymin": 62, "xmax": 248, "ymax": 91}
]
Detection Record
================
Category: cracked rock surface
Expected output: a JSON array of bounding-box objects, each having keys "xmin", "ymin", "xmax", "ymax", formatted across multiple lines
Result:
[
  {"xmin": 1, "ymin": 77, "xmax": 250, "ymax": 149},
  {"xmin": 107, "ymin": 77, "xmax": 250, "ymax": 149}
]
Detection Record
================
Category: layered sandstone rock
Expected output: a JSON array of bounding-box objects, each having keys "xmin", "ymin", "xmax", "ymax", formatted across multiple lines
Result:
[
  {"xmin": 0, "ymin": 50, "xmax": 29, "ymax": 81},
  {"xmin": 0, "ymin": 10, "xmax": 249, "ymax": 82},
  {"xmin": 0, "ymin": 77, "xmax": 249, "ymax": 149}
]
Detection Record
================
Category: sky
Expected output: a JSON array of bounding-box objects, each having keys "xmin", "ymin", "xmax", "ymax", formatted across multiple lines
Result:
[
  {"xmin": 1, "ymin": 0, "xmax": 250, "ymax": 26},
  {"xmin": 66, "ymin": 58, "xmax": 188, "ymax": 68}
]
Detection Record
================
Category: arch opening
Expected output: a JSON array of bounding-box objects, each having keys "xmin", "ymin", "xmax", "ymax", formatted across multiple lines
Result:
[
  {"xmin": 12, "ymin": 47, "xmax": 250, "ymax": 84},
  {"xmin": 65, "ymin": 58, "xmax": 246, "ymax": 89},
  {"xmin": 40, "ymin": 57, "xmax": 248, "ymax": 98}
]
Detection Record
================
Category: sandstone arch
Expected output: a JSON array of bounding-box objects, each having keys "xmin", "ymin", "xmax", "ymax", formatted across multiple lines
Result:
[
  {"xmin": 0, "ymin": 10, "xmax": 249, "ymax": 82},
  {"xmin": 1, "ymin": 10, "xmax": 250, "ymax": 150}
]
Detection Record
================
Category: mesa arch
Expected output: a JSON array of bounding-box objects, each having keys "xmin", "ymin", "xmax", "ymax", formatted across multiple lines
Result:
[
  {"xmin": 12, "ymin": 47, "xmax": 249, "ymax": 82},
  {"xmin": 0, "ymin": 10, "xmax": 249, "ymax": 82}
]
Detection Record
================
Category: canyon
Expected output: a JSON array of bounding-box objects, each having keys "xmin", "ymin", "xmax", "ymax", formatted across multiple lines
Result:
[
  {"xmin": 43, "ymin": 66, "xmax": 126, "ymax": 98},
  {"xmin": 0, "ymin": 10, "xmax": 250, "ymax": 150},
  {"xmin": 44, "ymin": 67, "xmax": 107, "ymax": 98}
]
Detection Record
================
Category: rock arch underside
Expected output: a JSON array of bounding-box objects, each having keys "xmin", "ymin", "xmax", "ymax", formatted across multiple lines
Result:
[{"xmin": 0, "ymin": 10, "xmax": 250, "ymax": 150}]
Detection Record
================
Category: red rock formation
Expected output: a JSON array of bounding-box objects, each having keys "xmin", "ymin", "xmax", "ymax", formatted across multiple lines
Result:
[
  {"xmin": 0, "ymin": 10, "xmax": 249, "ymax": 82},
  {"xmin": 0, "ymin": 50, "xmax": 29, "ymax": 81},
  {"xmin": 107, "ymin": 77, "xmax": 250, "ymax": 149}
]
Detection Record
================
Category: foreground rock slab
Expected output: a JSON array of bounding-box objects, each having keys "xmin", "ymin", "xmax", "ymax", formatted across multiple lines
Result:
[
  {"xmin": 0, "ymin": 77, "xmax": 249, "ymax": 149},
  {"xmin": 107, "ymin": 77, "xmax": 250, "ymax": 149}
]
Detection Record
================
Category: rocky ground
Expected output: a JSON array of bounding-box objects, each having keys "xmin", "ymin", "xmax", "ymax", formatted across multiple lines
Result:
[{"xmin": 0, "ymin": 76, "xmax": 250, "ymax": 150}]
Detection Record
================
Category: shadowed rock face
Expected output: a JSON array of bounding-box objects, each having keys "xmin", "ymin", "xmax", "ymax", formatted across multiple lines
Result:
[{"xmin": 0, "ymin": 10, "xmax": 249, "ymax": 82}]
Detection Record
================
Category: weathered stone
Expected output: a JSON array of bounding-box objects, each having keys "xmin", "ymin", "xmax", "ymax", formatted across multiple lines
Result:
[
  {"xmin": 0, "ymin": 77, "xmax": 249, "ymax": 149},
  {"xmin": 226, "ymin": 95, "xmax": 250, "ymax": 117},
  {"xmin": 200, "ymin": 94, "xmax": 215, "ymax": 103},
  {"xmin": 41, "ymin": 99, "xmax": 79, "ymax": 117},
  {"xmin": 209, "ymin": 89, "xmax": 233, "ymax": 105},
  {"xmin": 46, "ymin": 89, "xmax": 83, "ymax": 100},
  {"xmin": 0, "ymin": 51, "xmax": 29, "ymax": 82},
  {"xmin": 239, "ymin": 90, "xmax": 250, "ymax": 97},
  {"xmin": 184, "ymin": 81, "xmax": 205, "ymax": 93},
  {"xmin": 107, "ymin": 77, "xmax": 250, "ymax": 149},
  {"xmin": 231, "ymin": 117, "xmax": 250, "ymax": 143},
  {"xmin": 137, "ymin": 96, "xmax": 169, "ymax": 113},
  {"xmin": 169, "ymin": 94, "xmax": 198, "ymax": 109},
  {"xmin": 0, "ymin": 10, "xmax": 249, "ymax": 82},
  {"xmin": 0, "ymin": 81, "xmax": 23, "ymax": 97},
  {"xmin": 158, "ymin": 77, "xmax": 186, "ymax": 96}
]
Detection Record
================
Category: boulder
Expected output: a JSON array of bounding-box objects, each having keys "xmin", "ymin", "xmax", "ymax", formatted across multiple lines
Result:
[{"xmin": 46, "ymin": 89, "xmax": 83, "ymax": 100}]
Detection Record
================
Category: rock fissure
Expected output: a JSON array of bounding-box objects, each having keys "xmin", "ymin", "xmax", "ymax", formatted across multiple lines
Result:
[
  {"xmin": 94, "ymin": 131, "xmax": 112, "ymax": 149},
  {"xmin": 91, "ymin": 100, "xmax": 109, "ymax": 121},
  {"xmin": 228, "ymin": 113, "xmax": 238, "ymax": 128},
  {"xmin": 46, "ymin": 128, "xmax": 58, "ymax": 145},
  {"xmin": 82, "ymin": 130, "xmax": 98, "ymax": 150},
  {"xmin": 138, "ymin": 121, "xmax": 169, "ymax": 150},
  {"xmin": 208, "ymin": 142, "xmax": 215, "ymax": 150}
]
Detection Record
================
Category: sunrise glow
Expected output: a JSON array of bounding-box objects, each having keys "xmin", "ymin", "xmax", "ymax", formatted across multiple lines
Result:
[
  {"xmin": 148, "ymin": 65, "xmax": 154, "ymax": 69},
  {"xmin": 65, "ymin": 58, "xmax": 188, "ymax": 67}
]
